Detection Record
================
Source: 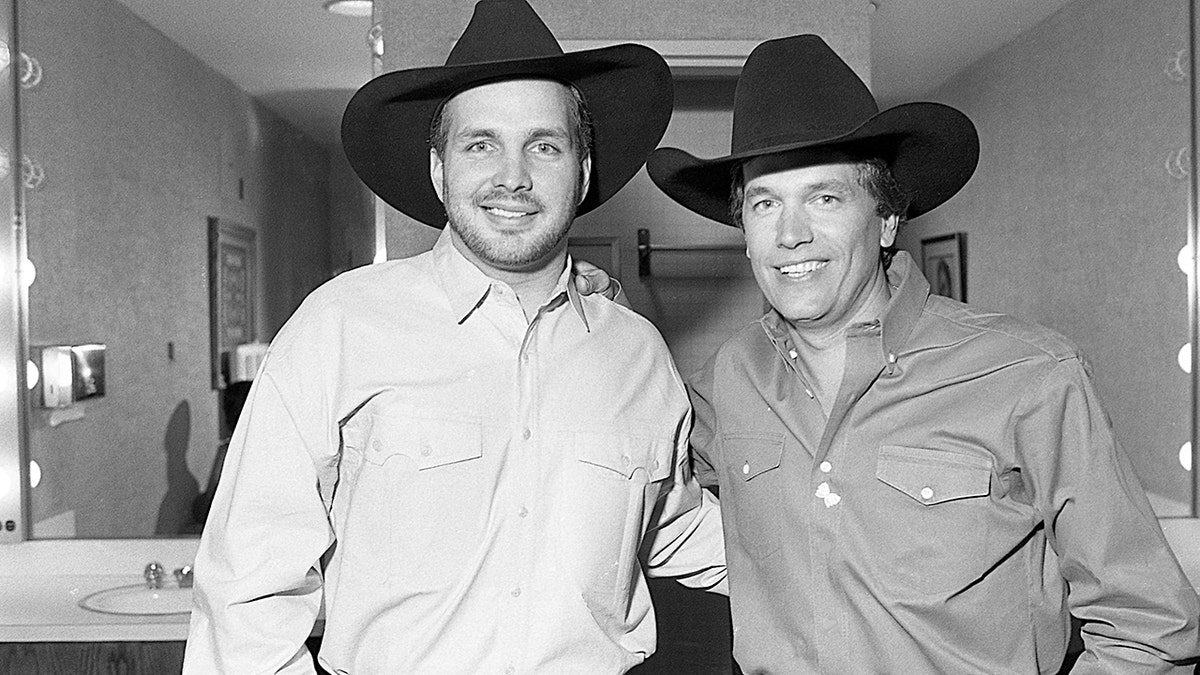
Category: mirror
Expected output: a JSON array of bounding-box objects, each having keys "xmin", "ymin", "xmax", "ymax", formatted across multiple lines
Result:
[{"xmin": 10, "ymin": 0, "xmax": 1197, "ymax": 539}]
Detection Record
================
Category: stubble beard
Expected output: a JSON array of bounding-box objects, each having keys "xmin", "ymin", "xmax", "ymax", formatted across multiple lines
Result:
[{"xmin": 444, "ymin": 183, "xmax": 580, "ymax": 270}]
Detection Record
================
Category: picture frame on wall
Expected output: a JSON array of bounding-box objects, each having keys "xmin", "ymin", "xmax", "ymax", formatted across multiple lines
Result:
[{"xmin": 920, "ymin": 232, "xmax": 967, "ymax": 302}]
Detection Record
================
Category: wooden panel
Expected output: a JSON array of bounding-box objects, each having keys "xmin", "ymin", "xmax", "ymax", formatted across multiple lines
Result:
[{"xmin": 0, "ymin": 642, "xmax": 185, "ymax": 675}]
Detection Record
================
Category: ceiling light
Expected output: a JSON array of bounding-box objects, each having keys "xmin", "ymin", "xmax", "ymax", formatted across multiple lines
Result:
[{"xmin": 324, "ymin": 0, "xmax": 373, "ymax": 17}]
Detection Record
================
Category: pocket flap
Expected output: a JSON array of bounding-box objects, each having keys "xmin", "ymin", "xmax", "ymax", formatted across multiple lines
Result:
[
  {"xmin": 575, "ymin": 432, "xmax": 671, "ymax": 481},
  {"xmin": 364, "ymin": 415, "xmax": 483, "ymax": 469},
  {"xmin": 724, "ymin": 433, "xmax": 784, "ymax": 481},
  {"xmin": 876, "ymin": 445, "xmax": 991, "ymax": 505}
]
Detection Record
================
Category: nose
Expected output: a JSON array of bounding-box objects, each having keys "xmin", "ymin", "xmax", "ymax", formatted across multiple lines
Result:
[
  {"xmin": 493, "ymin": 148, "xmax": 532, "ymax": 192},
  {"xmin": 775, "ymin": 205, "xmax": 813, "ymax": 248}
]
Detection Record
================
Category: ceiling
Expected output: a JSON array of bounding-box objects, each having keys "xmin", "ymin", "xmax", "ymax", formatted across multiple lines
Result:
[{"xmin": 109, "ymin": 0, "xmax": 1076, "ymax": 148}]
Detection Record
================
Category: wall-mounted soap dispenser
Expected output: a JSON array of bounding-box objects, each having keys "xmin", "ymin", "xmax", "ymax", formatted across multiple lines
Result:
[{"xmin": 31, "ymin": 344, "xmax": 105, "ymax": 408}]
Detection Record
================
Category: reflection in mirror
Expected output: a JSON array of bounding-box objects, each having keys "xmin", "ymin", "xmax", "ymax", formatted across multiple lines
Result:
[
  {"xmin": 19, "ymin": 0, "xmax": 374, "ymax": 538},
  {"xmin": 10, "ymin": 0, "xmax": 1198, "ymax": 539}
]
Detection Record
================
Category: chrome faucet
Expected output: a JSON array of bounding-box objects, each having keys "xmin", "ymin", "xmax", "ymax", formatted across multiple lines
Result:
[{"xmin": 143, "ymin": 561, "xmax": 165, "ymax": 589}]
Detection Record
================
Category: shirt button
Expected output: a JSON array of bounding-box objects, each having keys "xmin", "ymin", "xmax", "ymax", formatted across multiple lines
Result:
[
  {"xmin": 621, "ymin": 455, "xmax": 631, "ymax": 467},
  {"xmin": 510, "ymin": 587, "xmax": 522, "ymax": 598},
  {"xmin": 788, "ymin": 349, "xmax": 798, "ymax": 359},
  {"xmin": 742, "ymin": 462, "xmax": 750, "ymax": 475},
  {"xmin": 505, "ymin": 667, "xmax": 515, "ymax": 675},
  {"xmin": 819, "ymin": 461, "xmax": 832, "ymax": 473},
  {"xmin": 521, "ymin": 428, "xmax": 531, "ymax": 440},
  {"xmin": 517, "ymin": 506, "xmax": 528, "ymax": 518},
  {"xmin": 419, "ymin": 444, "xmax": 432, "ymax": 457},
  {"xmin": 371, "ymin": 439, "xmax": 382, "ymax": 451},
  {"xmin": 920, "ymin": 486, "xmax": 934, "ymax": 501}
]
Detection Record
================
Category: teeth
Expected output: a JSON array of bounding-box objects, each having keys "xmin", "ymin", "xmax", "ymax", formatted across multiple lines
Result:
[
  {"xmin": 485, "ymin": 207, "xmax": 530, "ymax": 218},
  {"xmin": 779, "ymin": 261, "xmax": 827, "ymax": 275}
]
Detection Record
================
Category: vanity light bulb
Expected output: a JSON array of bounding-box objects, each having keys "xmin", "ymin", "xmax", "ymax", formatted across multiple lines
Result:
[
  {"xmin": 1182, "ymin": 443, "xmax": 1193, "ymax": 472},
  {"xmin": 1179, "ymin": 344, "xmax": 1192, "ymax": 374},
  {"xmin": 29, "ymin": 459, "xmax": 40, "ymax": 488},
  {"xmin": 1179, "ymin": 244, "xmax": 1194, "ymax": 275},
  {"xmin": 19, "ymin": 257, "xmax": 35, "ymax": 288},
  {"xmin": 25, "ymin": 359, "xmax": 38, "ymax": 389}
]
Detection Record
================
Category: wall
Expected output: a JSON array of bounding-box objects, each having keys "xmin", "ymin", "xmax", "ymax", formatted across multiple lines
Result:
[
  {"xmin": 894, "ymin": 0, "xmax": 1191, "ymax": 512},
  {"xmin": 20, "ymin": 0, "xmax": 336, "ymax": 536}
]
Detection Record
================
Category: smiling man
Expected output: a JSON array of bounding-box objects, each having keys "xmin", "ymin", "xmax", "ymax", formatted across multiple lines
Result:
[
  {"xmin": 646, "ymin": 35, "xmax": 1200, "ymax": 674},
  {"xmin": 182, "ymin": 2, "xmax": 725, "ymax": 673}
]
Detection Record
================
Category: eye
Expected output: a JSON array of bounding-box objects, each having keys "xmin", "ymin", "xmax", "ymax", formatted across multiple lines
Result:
[
  {"xmin": 530, "ymin": 141, "xmax": 561, "ymax": 155},
  {"xmin": 464, "ymin": 140, "xmax": 492, "ymax": 153},
  {"xmin": 750, "ymin": 198, "xmax": 778, "ymax": 214},
  {"xmin": 813, "ymin": 194, "xmax": 840, "ymax": 206}
]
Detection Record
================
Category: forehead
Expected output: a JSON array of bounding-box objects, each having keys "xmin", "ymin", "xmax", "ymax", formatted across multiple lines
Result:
[
  {"xmin": 743, "ymin": 149, "xmax": 861, "ymax": 190},
  {"xmin": 442, "ymin": 78, "xmax": 573, "ymax": 130}
]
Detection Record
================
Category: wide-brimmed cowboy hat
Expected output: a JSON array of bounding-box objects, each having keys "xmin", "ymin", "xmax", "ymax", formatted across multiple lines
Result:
[
  {"xmin": 342, "ymin": 0, "xmax": 672, "ymax": 228},
  {"xmin": 647, "ymin": 34, "xmax": 979, "ymax": 226}
]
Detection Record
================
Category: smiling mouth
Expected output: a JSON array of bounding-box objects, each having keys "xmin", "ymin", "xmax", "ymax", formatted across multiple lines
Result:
[
  {"xmin": 482, "ymin": 205, "xmax": 537, "ymax": 219},
  {"xmin": 778, "ymin": 261, "xmax": 828, "ymax": 278}
]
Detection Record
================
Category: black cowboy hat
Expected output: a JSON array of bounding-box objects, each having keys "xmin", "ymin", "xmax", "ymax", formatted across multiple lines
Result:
[
  {"xmin": 341, "ymin": 0, "xmax": 673, "ymax": 228},
  {"xmin": 647, "ymin": 34, "xmax": 979, "ymax": 226}
]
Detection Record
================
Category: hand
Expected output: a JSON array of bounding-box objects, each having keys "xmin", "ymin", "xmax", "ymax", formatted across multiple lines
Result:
[{"xmin": 572, "ymin": 259, "xmax": 621, "ymax": 301}]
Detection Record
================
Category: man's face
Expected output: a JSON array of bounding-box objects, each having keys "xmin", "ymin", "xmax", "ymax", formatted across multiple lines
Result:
[
  {"xmin": 741, "ymin": 153, "xmax": 898, "ymax": 333},
  {"xmin": 431, "ymin": 79, "xmax": 591, "ymax": 275}
]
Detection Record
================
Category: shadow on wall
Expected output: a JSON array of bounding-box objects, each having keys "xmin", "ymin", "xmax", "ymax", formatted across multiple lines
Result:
[{"xmin": 154, "ymin": 401, "xmax": 199, "ymax": 535}]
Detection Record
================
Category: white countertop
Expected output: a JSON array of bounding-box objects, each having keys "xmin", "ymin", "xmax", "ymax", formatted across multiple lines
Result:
[
  {"xmin": 1, "ymin": 523, "xmax": 1198, "ymax": 643},
  {"xmin": 0, "ymin": 538, "xmax": 198, "ymax": 642}
]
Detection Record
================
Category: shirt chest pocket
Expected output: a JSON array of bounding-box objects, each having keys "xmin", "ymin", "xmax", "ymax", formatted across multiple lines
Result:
[
  {"xmin": 875, "ymin": 445, "xmax": 992, "ymax": 506},
  {"xmin": 574, "ymin": 431, "xmax": 673, "ymax": 484},
  {"xmin": 362, "ymin": 415, "xmax": 483, "ymax": 470},
  {"xmin": 566, "ymin": 432, "xmax": 674, "ymax": 607},
  {"xmin": 722, "ymin": 433, "xmax": 785, "ymax": 561},
  {"xmin": 870, "ymin": 445, "xmax": 994, "ymax": 595},
  {"xmin": 347, "ymin": 413, "xmax": 488, "ymax": 590}
]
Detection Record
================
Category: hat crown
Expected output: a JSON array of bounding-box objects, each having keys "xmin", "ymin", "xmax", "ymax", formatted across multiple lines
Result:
[
  {"xmin": 732, "ymin": 35, "xmax": 879, "ymax": 154},
  {"xmin": 446, "ymin": 0, "xmax": 565, "ymax": 66}
]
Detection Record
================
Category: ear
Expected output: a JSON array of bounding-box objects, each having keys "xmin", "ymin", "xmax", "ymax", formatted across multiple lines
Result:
[
  {"xmin": 430, "ymin": 149, "xmax": 446, "ymax": 203},
  {"xmin": 577, "ymin": 152, "xmax": 593, "ymax": 206},
  {"xmin": 880, "ymin": 214, "xmax": 900, "ymax": 248}
]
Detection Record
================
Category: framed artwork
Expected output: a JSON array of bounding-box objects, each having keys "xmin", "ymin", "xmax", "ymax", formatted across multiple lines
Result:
[
  {"xmin": 921, "ymin": 232, "xmax": 967, "ymax": 302},
  {"xmin": 208, "ymin": 217, "xmax": 258, "ymax": 390},
  {"xmin": 567, "ymin": 236, "xmax": 621, "ymax": 276}
]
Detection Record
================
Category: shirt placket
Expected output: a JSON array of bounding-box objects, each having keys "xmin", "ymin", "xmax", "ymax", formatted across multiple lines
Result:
[
  {"xmin": 499, "ymin": 290, "xmax": 567, "ymax": 675},
  {"xmin": 809, "ymin": 318, "xmax": 885, "ymax": 673}
]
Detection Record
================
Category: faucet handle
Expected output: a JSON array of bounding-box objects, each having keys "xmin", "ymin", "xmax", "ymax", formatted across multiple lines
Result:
[
  {"xmin": 173, "ymin": 564, "xmax": 194, "ymax": 588},
  {"xmin": 144, "ymin": 561, "xmax": 165, "ymax": 589}
]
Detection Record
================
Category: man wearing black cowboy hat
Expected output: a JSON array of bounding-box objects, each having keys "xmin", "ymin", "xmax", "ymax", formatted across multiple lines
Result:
[
  {"xmin": 644, "ymin": 35, "xmax": 1200, "ymax": 674},
  {"xmin": 183, "ymin": 1, "xmax": 725, "ymax": 673}
]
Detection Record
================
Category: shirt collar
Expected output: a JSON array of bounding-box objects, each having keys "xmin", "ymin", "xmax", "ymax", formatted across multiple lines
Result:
[
  {"xmin": 431, "ymin": 229, "xmax": 591, "ymax": 330},
  {"xmin": 759, "ymin": 250, "xmax": 929, "ymax": 367}
]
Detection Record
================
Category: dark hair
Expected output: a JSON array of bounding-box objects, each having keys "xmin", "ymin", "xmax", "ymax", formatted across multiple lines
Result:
[
  {"xmin": 728, "ymin": 152, "xmax": 911, "ymax": 267},
  {"xmin": 428, "ymin": 81, "xmax": 593, "ymax": 160}
]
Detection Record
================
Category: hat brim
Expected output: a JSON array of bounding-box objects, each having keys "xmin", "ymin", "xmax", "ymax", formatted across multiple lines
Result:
[
  {"xmin": 647, "ymin": 102, "xmax": 979, "ymax": 226},
  {"xmin": 342, "ymin": 44, "xmax": 672, "ymax": 228}
]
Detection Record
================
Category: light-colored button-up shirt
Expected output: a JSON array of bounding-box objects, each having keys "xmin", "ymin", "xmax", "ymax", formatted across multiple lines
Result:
[
  {"xmin": 691, "ymin": 251, "xmax": 1199, "ymax": 674},
  {"xmin": 184, "ymin": 230, "xmax": 726, "ymax": 674}
]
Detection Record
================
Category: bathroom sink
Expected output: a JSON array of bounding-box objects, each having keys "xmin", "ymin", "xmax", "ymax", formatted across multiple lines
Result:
[{"xmin": 78, "ymin": 583, "xmax": 193, "ymax": 617}]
